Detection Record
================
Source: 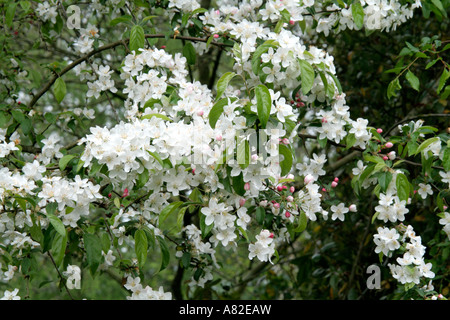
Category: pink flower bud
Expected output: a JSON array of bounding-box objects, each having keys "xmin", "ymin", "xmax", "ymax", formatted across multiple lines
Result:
[
  {"xmin": 282, "ymin": 138, "xmax": 289, "ymax": 145},
  {"xmin": 277, "ymin": 185, "xmax": 283, "ymax": 192},
  {"xmin": 122, "ymin": 188, "xmax": 129, "ymax": 198},
  {"xmin": 322, "ymin": 188, "xmax": 327, "ymax": 192},
  {"xmin": 334, "ymin": 177, "xmax": 339, "ymax": 183},
  {"xmin": 216, "ymin": 134, "xmax": 222, "ymax": 141},
  {"xmin": 383, "ymin": 156, "xmax": 388, "ymax": 161},
  {"xmin": 349, "ymin": 204, "xmax": 357, "ymax": 212},
  {"xmin": 108, "ymin": 193, "xmax": 112, "ymax": 198},
  {"xmin": 289, "ymin": 20, "xmax": 295, "ymax": 25},
  {"xmin": 443, "ymin": 205, "xmax": 448, "ymax": 210},
  {"xmin": 244, "ymin": 182, "xmax": 250, "ymax": 191},
  {"xmin": 215, "ymin": 10, "xmax": 220, "ymax": 15},
  {"xmin": 331, "ymin": 181, "xmax": 338, "ymax": 188},
  {"xmin": 197, "ymin": 110, "xmax": 204, "ymax": 116},
  {"xmin": 376, "ymin": 128, "xmax": 383, "ymax": 134},
  {"xmin": 304, "ymin": 174, "xmax": 314, "ymax": 184},
  {"xmin": 213, "ymin": 34, "xmax": 219, "ymax": 39},
  {"xmin": 385, "ymin": 142, "xmax": 393, "ymax": 148},
  {"xmin": 192, "ymin": 168, "xmax": 195, "ymax": 175},
  {"xmin": 290, "ymin": 186, "xmax": 295, "ymax": 193},
  {"xmin": 321, "ymin": 117, "xmax": 328, "ymax": 123},
  {"xmin": 273, "ymin": 202, "xmax": 280, "ymax": 209},
  {"xmin": 285, "ymin": 211, "xmax": 291, "ymax": 218},
  {"xmin": 282, "ymin": 186, "xmax": 287, "ymax": 190},
  {"xmin": 388, "ymin": 151, "xmax": 396, "ymax": 160},
  {"xmin": 239, "ymin": 198, "xmax": 246, "ymax": 207},
  {"xmin": 251, "ymin": 154, "xmax": 259, "ymax": 161},
  {"xmin": 269, "ymin": 232, "xmax": 274, "ymax": 238},
  {"xmin": 286, "ymin": 196, "xmax": 294, "ymax": 202},
  {"xmin": 161, "ymin": 45, "xmax": 166, "ymax": 49}
]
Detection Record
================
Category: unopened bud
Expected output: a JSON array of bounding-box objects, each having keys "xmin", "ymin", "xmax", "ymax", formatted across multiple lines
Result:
[
  {"xmin": 349, "ymin": 204, "xmax": 357, "ymax": 212},
  {"xmin": 331, "ymin": 181, "xmax": 338, "ymax": 188},
  {"xmin": 286, "ymin": 196, "xmax": 294, "ymax": 202},
  {"xmin": 285, "ymin": 211, "xmax": 291, "ymax": 218},
  {"xmin": 385, "ymin": 142, "xmax": 393, "ymax": 148},
  {"xmin": 376, "ymin": 128, "xmax": 383, "ymax": 134},
  {"xmin": 304, "ymin": 174, "xmax": 314, "ymax": 184},
  {"xmin": 244, "ymin": 182, "xmax": 250, "ymax": 191},
  {"xmin": 239, "ymin": 198, "xmax": 246, "ymax": 207},
  {"xmin": 290, "ymin": 186, "xmax": 295, "ymax": 193}
]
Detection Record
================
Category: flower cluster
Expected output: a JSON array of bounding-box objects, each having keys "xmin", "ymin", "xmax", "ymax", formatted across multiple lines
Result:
[
  {"xmin": 124, "ymin": 276, "xmax": 172, "ymax": 300},
  {"xmin": 248, "ymin": 229, "xmax": 276, "ymax": 263},
  {"xmin": 387, "ymin": 225, "xmax": 435, "ymax": 285}
]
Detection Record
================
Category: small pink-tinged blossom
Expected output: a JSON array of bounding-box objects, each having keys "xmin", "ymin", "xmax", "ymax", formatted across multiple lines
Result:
[
  {"xmin": 349, "ymin": 204, "xmax": 357, "ymax": 212},
  {"xmin": 215, "ymin": 10, "xmax": 220, "ymax": 15},
  {"xmin": 290, "ymin": 186, "xmax": 295, "ymax": 193},
  {"xmin": 376, "ymin": 128, "xmax": 383, "ymax": 134},
  {"xmin": 239, "ymin": 198, "xmax": 246, "ymax": 207},
  {"xmin": 443, "ymin": 205, "xmax": 448, "ymax": 210},
  {"xmin": 383, "ymin": 156, "xmax": 388, "ymax": 161},
  {"xmin": 331, "ymin": 181, "xmax": 338, "ymax": 188},
  {"xmin": 388, "ymin": 151, "xmax": 396, "ymax": 160},
  {"xmin": 282, "ymin": 138, "xmax": 289, "ymax": 145},
  {"xmin": 273, "ymin": 202, "xmax": 280, "ymax": 209},
  {"xmin": 260, "ymin": 200, "xmax": 268, "ymax": 207},
  {"xmin": 289, "ymin": 20, "xmax": 295, "ymax": 25},
  {"xmin": 197, "ymin": 110, "xmax": 204, "ymax": 116},
  {"xmin": 251, "ymin": 154, "xmax": 259, "ymax": 161},
  {"xmin": 122, "ymin": 188, "xmax": 129, "ymax": 198},
  {"xmin": 286, "ymin": 196, "xmax": 294, "ymax": 202},
  {"xmin": 287, "ymin": 173, "xmax": 295, "ymax": 180},
  {"xmin": 385, "ymin": 142, "xmax": 393, "ymax": 148},
  {"xmin": 321, "ymin": 117, "xmax": 328, "ymax": 123},
  {"xmin": 216, "ymin": 134, "xmax": 222, "ymax": 141},
  {"xmin": 304, "ymin": 174, "xmax": 314, "ymax": 184},
  {"xmin": 244, "ymin": 182, "xmax": 250, "ymax": 191}
]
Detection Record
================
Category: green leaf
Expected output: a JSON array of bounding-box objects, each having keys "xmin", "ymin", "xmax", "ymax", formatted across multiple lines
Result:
[
  {"xmin": 437, "ymin": 69, "xmax": 450, "ymax": 94},
  {"xmin": 351, "ymin": 1, "xmax": 365, "ymax": 30},
  {"xmin": 129, "ymin": 25, "xmax": 145, "ymax": 53},
  {"xmin": 5, "ymin": 2, "xmax": 17, "ymax": 28},
  {"xmin": 51, "ymin": 232, "xmax": 67, "ymax": 267},
  {"xmin": 298, "ymin": 59, "xmax": 315, "ymax": 95},
  {"xmin": 232, "ymin": 172, "xmax": 246, "ymax": 196},
  {"xmin": 443, "ymin": 147, "xmax": 450, "ymax": 171},
  {"xmin": 159, "ymin": 201, "xmax": 183, "ymax": 227},
  {"xmin": 110, "ymin": 15, "xmax": 133, "ymax": 26},
  {"xmin": 396, "ymin": 173, "xmax": 410, "ymax": 202},
  {"xmin": 157, "ymin": 236, "xmax": 170, "ymax": 272},
  {"xmin": 378, "ymin": 171, "xmax": 393, "ymax": 193},
  {"xmin": 59, "ymin": 154, "xmax": 76, "ymax": 171},
  {"xmin": 405, "ymin": 70, "xmax": 420, "ymax": 91},
  {"xmin": 294, "ymin": 211, "xmax": 308, "ymax": 233},
  {"xmin": 176, "ymin": 206, "xmax": 188, "ymax": 232},
  {"xmin": 415, "ymin": 137, "xmax": 440, "ymax": 155},
  {"xmin": 256, "ymin": 207, "xmax": 266, "ymax": 225},
  {"xmin": 278, "ymin": 144, "xmax": 293, "ymax": 177},
  {"xmin": 182, "ymin": 42, "xmax": 196, "ymax": 65},
  {"xmin": 255, "ymin": 84, "xmax": 272, "ymax": 129},
  {"xmin": 431, "ymin": 0, "xmax": 448, "ymax": 18},
  {"xmin": 387, "ymin": 78, "xmax": 401, "ymax": 99},
  {"xmin": 134, "ymin": 229, "xmax": 148, "ymax": 269},
  {"xmin": 209, "ymin": 97, "xmax": 237, "ymax": 129},
  {"xmin": 47, "ymin": 214, "xmax": 66, "ymax": 237},
  {"xmin": 53, "ymin": 77, "xmax": 66, "ymax": 104},
  {"xmin": 84, "ymin": 233, "xmax": 103, "ymax": 275},
  {"xmin": 216, "ymin": 72, "xmax": 236, "ymax": 100}
]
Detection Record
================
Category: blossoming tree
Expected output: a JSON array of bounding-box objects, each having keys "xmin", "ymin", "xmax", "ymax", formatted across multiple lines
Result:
[{"xmin": 0, "ymin": 0, "xmax": 449, "ymax": 300}]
